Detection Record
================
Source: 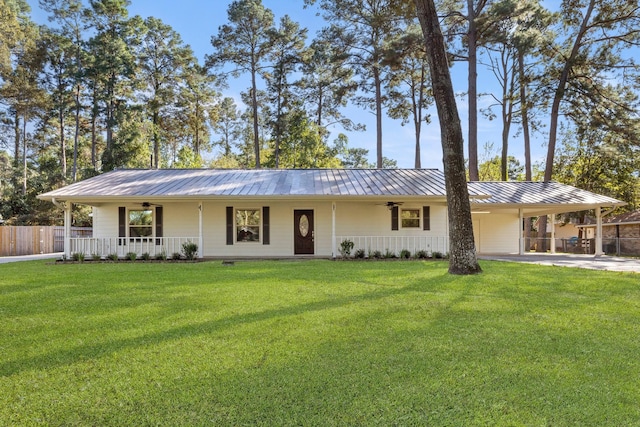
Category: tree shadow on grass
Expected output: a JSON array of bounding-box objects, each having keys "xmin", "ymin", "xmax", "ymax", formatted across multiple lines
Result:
[{"xmin": 0, "ymin": 273, "xmax": 463, "ymax": 377}]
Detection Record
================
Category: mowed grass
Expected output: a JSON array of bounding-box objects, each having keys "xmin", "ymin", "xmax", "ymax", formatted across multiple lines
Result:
[{"xmin": 1, "ymin": 259, "xmax": 639, "ymax": 426}]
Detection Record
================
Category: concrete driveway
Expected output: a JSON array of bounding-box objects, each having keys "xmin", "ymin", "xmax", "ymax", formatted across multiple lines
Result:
[
  {"xmin": 0, "ymin": 253, "xmax": 63, "ymax": 264},
  {"xmin": 480, "ymin": 253, "xmax": 640, "ymax": 273}
]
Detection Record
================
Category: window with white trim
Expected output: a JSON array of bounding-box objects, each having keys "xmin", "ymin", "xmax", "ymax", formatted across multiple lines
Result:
[
  {"xmin": 129, "ymin": 209, "xmax": 153, "ymax": 237},
  {"xmin": 236, "ymin": 209, "xmax": 260, "ymax": 242},
  {"xmin": 401, "ymin": 208, "xmax": 420, "ymax": 228}
]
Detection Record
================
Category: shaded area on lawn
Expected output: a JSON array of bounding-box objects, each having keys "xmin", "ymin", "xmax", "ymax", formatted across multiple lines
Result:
[{"xmin": 1, "ymin": 260, "xmax": 639, "ymax": 425}]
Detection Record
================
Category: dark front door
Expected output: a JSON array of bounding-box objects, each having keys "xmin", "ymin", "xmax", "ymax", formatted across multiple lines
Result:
[{"xmin": 294, "ymin": 210, "xmax": 314, "ymax": 255}]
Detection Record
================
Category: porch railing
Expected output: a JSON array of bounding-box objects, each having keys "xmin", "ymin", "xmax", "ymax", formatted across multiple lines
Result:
[
  {"xmin": 336, "ymin": 235, "xmax": 448, "ymax": 257},
  {"xmin": 69, "ymin": 237, "xmax": 199, "ymax": 259}
]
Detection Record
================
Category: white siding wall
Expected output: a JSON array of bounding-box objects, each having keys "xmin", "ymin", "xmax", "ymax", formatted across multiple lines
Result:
[
  {"xmin": 90, "ymin": 203, "xmax": 526, "ymax": 256},
  {"xmin": 89, "ymin": 200, "xmax": 451, "ymax": 257},
  {"xmin": 473, "ymin": 213, "xmax": 519, "ymax": 254}
]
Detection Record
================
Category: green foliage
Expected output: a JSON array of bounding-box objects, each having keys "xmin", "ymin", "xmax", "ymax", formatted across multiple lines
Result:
[
  {"xmin": 141, "ymin": 252, "xmax": 151, "ymax": 261},
  {"xmin": 155, "ymin": 250, "xmax": 167, "ymax": 261},
  {"xmin": 107, "ymin": 253, "xmax": 119, "ymax": 262},
  {"xmin": 339, "ymin": 239, "xmax": 354, "ymax": 258},
  {"xmin": 181, "ymin": 241, "xmax": 198, "ymax": 260},
  {"xmin": 415, "ymin": 249, "xmax": 429, "ymax": 259},
  {"xmin": 2, "ymin": 260, "xmax": 639, "ymax": 425},
  {"xmin": 399, "ymin": 249, "xmax": 411, "ymax": 259},
  {"xmin": 71, "ymin": 252, "xmax": 85, "ymax": 262},
  {"xmin": 354, "ymin": 248, "xmax": 366, "ymax": 259},
  {"xmin": 171, "ymin": 252, "xmax": 182, "ymax": 261},
  {"xmin": 125, "ymin": 252, "xmax": 137, "ymax": 261}
]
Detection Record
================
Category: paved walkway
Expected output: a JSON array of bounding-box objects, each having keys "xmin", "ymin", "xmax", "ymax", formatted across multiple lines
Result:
[
  {"xmin": 0, "ymin": 253, "xmax": 63, "ymax": 264},
  {"xmin": 480, "ymin": 253, "xmax": 640, "ymax": 273}
]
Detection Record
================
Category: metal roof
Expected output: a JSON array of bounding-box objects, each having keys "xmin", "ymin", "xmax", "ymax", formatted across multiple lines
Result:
[
  {"xmin": 38, "ymin": 169, "xmax": 625, "ymax": 210},
  {"xmin": 468, "ymin": 181, "xmax": 624, "ymax": 206},
  {"xmin": 39, "ymin": 168, "xmax": 474, "ymax": 200}
]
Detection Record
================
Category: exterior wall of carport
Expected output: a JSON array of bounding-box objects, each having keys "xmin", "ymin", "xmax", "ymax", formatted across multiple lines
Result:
[
  {"xmin": 92, "ymin": 200, "xmax": 453, "ymax": 257},
  {"xmin": 472, "ymin": 212, "xmax": 520, "ymax": 254}
]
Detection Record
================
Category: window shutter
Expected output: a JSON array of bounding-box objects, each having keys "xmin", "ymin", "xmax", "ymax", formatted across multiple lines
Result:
[
  {"xmin": 391, "ymin": 206, "xmax": 399, "ymax": 231},
  {"xmin": 226, "ymin": 206, "xmax": 234, "ymax": 245},
  {"xmin": 423, "ymin": 206, "xmax": 430, "ymax": 231},
  {"xmin": 118, "ymin": 207, "xmax": 126, "ymax": 245},
  {"xmin": 155, "ymin": 206, "xmax": 163, "ymax": 245},
  {"xmin": 263, "ymin": 206, "xmax": 270, "ymax": 245}
]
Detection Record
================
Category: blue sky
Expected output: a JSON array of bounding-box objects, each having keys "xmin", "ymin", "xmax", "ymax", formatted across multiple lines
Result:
[{"xmin": 26, "ymin": 0, "xmax": 548, "ymax": 170}]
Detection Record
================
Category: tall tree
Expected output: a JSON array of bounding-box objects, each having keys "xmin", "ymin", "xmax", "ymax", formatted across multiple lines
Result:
[
  {"xmin": 137, "ymin": 16, "xmax": 195, "ymax": 168},
  {"xmin": 178, "ymin": 63, "xmax": 218, "ymax": 160},
  {"xmin": 85, "ymin": 0, "xmax": 137, "ymax": 167},
  {"xmin": 265, "ymin": 15, "xmax": 307, "ymax": 168},
  {"xmin": 298, "ymin": 35, "xmax": 360, "ymax": 135},
  {"xmin": 39, "ymin": 0, "xmax": 87, "ymax": 182},
  {"xmin": 207, "ymin": 0, "xmax": 275, "ymax": 169},
  {"xmin": 414, "ymin": 0, "xmax": 481, "ymax": 274},
  {"xmin": 316, "ymin": 0, "xmax": 402, "ymax": 168},
  {"xmin": 441, "ymin": 0, "xmax": 492, "ymax": 180},
  {"xmin": 212, "ymin": 96, "xmax": 242, "ymax": 158},
  {"xmin": 538, "ymin": 0, "xmax": 639, "ymax": 250},
  {"xmin": 384, "ymin": 23, "xmax": 433, "ymax": 168}
]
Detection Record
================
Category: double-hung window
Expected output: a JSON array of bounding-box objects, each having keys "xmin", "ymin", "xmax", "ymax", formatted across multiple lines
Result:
[
  {"xmin": 129, "ymin": 209, "xmax": 153, "ymax": 238},
  {"xmin": 401, "ymin": 208, "xmax": 420, "ymax": 228},
  {"xmin": 236, "ymin": 209, "xmax": 260, "ymax": 242}
]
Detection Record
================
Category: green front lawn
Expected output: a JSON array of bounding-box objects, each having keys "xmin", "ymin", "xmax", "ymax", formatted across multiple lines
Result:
[{"xmin": 1, "ymin": 260, "xmax": 638, "ymax": 426}]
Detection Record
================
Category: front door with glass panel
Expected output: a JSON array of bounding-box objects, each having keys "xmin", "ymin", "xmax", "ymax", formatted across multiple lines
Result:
[{"xmin": 294, "ymin": 210, "xmax": 314, "ymax": 255}]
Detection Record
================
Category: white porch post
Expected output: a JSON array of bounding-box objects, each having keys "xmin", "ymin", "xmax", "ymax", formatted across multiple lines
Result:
[
  {"xmin": 519, "ymin": 209, "xmax": 524, "ymax": 255},
  {"xmin": 64, "ymin": 202, "xmax": 72, "ymax": 259},
  {"xmin": 331, "ymin": 202, "xmax": 336, "ymax": 258},
  {"xmin": 595, "ymin": 206, "xmax": 603, "ymax": 255},
  {"xmin": 550, "ymin": 215, "xmax": 556, "ymax": 254},
  {"xmin": 198, "ymin": 202, "xmax": 204, "ymax": 259}
]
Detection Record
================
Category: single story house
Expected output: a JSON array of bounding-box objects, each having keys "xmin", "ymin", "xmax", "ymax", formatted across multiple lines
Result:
[{"xmin": 37, "ymin": 168, "xmax": 625, "ymax": 259}]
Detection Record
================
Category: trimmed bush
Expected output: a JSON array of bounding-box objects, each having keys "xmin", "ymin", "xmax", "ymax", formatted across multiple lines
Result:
[
  {"xmin": 399, "ymin": 249, "xmax": 411, "ymax": 259},
  {"xmin": 181, "ymin": 242, "xmax": 199, "ymax": 261},
  {"xmin": 339, "ymin": 239, "xmax": 355, "ymax": 258}
]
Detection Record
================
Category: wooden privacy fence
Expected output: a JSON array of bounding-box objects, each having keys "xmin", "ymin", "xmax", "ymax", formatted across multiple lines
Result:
[{"xmin": 0, "ymin": 226, "xmax": 92, "ymax": 256}]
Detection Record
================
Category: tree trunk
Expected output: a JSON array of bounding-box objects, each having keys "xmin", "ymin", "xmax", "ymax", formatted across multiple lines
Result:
[
  {"xmin": 518, "ymin": 51, "xmax": 532, "ymax": 249},
  {"xmin": 22, "ymin": 112, "xmax": 27, "ymax": 196},
  {"xmin": 13, "ymin": 111, "xmax": 20, "ymax": 168},
  {"xmin": 467, "ymin": 0, "xmax": 479, "ymax": 181},
  {"xmin": 251, "ymin": 70, "xmax": 261, "ymax": 169},
  {"xmin": 374, "ymin": 66, "xmax": 383, "ymax": 168},
  {"xmin": 73, "ymin": 84, "xmax": 81, "ymax": 182},
  {"xmin": 414, "ymin": 0, "xmax": 481, "ymax": 275},
  {"xmin": 544, "ymin": 0, "xmax": 595, "ymax": 182}
]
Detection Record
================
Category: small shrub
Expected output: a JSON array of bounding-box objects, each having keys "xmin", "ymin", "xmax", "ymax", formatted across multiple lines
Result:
[
  {"xmin": 91, "ymin": 253, "xmax": 102, "ymax": 261},
  {"xmin": 181, "ymin": 241, "xmax": 199, "ymax": 260},
  {"xmin": 125, "ymin": 252, "xmax": 137, "ymax": 261},
  {"xmin": 172, "ymin": 252, "xmax": 182, "ymax": 261},
  {"xmin": 415, "ymin": 250, "xmax": 429, "ymax": 259},
  {"xmin": 433, "ymin": 251, "xmax": 443, "ymax": 259},
  {"xmin": 141, "ymin": 252, "xmax": 151, "ymax": 261},
  {"xmin": 369, "ymin": 250, "xmax": 383, "ymax": 259},
  {"xmin": 399, "ymin": 249, "xmax": 411, "ymax": 259},
  {"xmin": 383, "ymin": 249, "xmax": 396, "ymax": 259},
  {"xmin": 155, "ymin": 250, "xmax": 167, "ymax": 261},
  {"xmin": 72, "ymin": 252, "xmax": 85, "ymax": 262},
  {"xmin": 339, "ymin": 239, "xmax": 355, "ymax": 258},
  {"xmin": 107, "ymin": 253, "xmax": 119, "ymax": 262},
  {"xmin": 354, "ymin": 248, "xmax": 366, "ymax": 259}
]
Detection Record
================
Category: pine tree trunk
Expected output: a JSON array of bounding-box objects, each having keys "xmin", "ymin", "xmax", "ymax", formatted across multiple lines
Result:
[{"xmin": 414, "ymin": 0, "xmax": 481, "ymax": 275}]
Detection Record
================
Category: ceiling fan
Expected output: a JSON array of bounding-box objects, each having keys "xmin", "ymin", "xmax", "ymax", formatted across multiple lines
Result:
[
  {"xmin": 377, "ymin": 201, "xmax": 404, "ymax": 209},
  {"xmin": 140, "ymin": 201, "xmax": 161, "ymax": 209}
]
